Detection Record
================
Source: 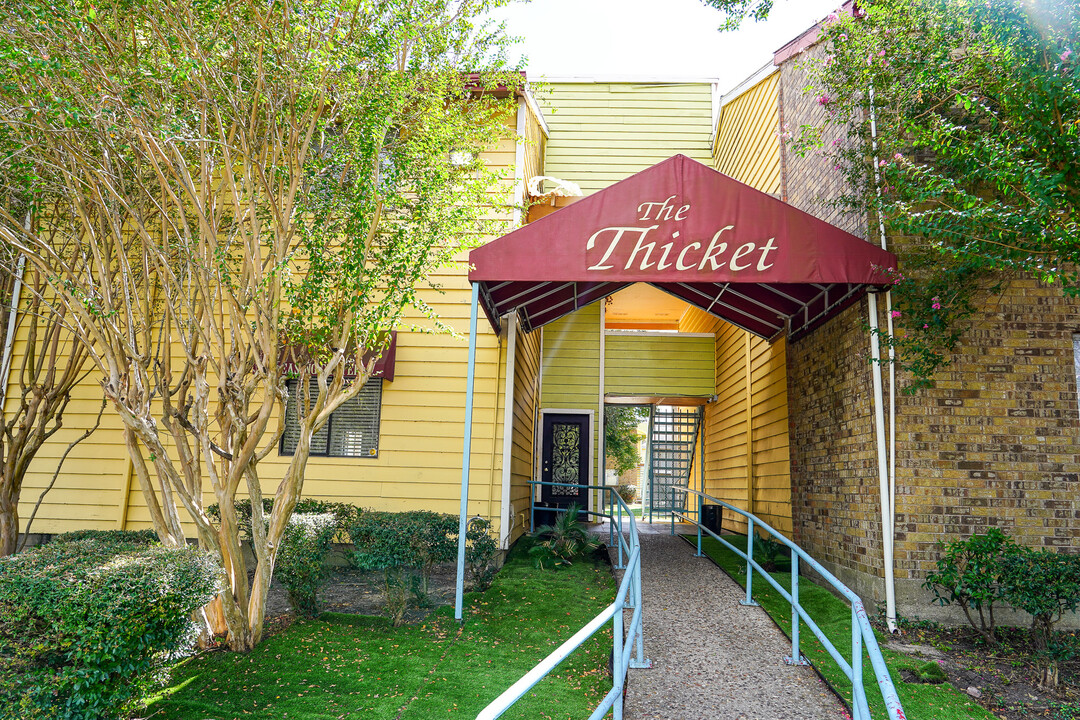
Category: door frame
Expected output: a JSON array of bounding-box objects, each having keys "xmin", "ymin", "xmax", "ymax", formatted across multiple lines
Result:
[{"xmin": 537, "ymin": 408, "xmax": 594, "ymax": 514}]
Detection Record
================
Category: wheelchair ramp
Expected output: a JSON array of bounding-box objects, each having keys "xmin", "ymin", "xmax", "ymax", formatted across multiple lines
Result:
[{"xmin": 618, "ymin": 533, "xmax": 845, "ymax": 720}]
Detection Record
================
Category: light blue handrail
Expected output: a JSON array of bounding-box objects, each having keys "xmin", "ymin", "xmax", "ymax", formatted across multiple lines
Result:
[
  {"xmin": 670, "ymin": 486, "xmax": 906, "ymax": 720},
  {"xmin": 477, "ymin": 481, "xmax": 648, "ymax": 720}
]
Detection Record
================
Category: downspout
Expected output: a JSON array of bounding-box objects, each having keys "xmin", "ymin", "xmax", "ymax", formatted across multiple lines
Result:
[
  {"xmin": 499, "ymin": 312, "xmax": 518, "ymax": 549},
  {"xmin": 598, "ymin": 301, "xmax": 606, "ymax": 514},
  {"xmin": 867, "ymin": 84, "xmax": 898, "ymax": 634},
  {"xmin": 0, "ymin": 215, "xmax": 30, "ymax": 409}
]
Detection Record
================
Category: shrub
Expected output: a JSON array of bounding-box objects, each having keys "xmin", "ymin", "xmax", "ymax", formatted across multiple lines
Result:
[
  {"xmin": 529, "ymin": 504, "xmax": 602, "ymax": 570},
  {"xmin": 1001, "ymin": 547, "xmax": 1080, "ymax": 684},
  {"xmin": 753, "ymin": 531, "xmax": 785, "ymax": 573},
  {"xmin": 466, "ymin": 517, "xmax": 499, "ymax": 591},
  {"xmin": 207, "ymin": 498, "xmax": 361, "ymax": 542},
  {"xmin": 0, "ymin": 539, "xmax": 220, "ymax": 719},
  {"xmin": 276, "ymin": 513, "xmax": 339, "ymax": 618},
  {"xmin": 349, "ymin": 511, "xmax": 458, "ymax": 624},
  {"xmin": 50, "ymin": 528, "xmax": 160, "ymax": 546},
  {"xmin": 922, "ymin": 528, "xmax": 1018, "ymax": 645},
  {"xmin": 614, "ymin": 483, "xmax": 637, "ymax": 505}
]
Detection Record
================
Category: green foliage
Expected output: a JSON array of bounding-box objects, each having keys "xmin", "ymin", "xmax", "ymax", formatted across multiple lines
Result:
[
  {"xmin": 148, "ymin": 538, "xmax": 615, "ymax": 720},
  {"xmin": 799, "ymin": 0, "xmax": 1080, "ymax": 389},
  {"xmin": 699, "ymin": 0, "xmax": 774, "ymax": 31},
  {"xmin": 349, "ymin": 511, "xmax": 460, "ymax": 625},
  {"xmin": 614, "ymin": 482, "xmax": 638, "ymax": 505},
  {"xmin": 0, "ymin": 539, "xmax": 220, "ymax": 719},
  {"xmin": 207, "ymin": 499, "xmax": 361, "ymax": 542},
  {"xmin": 922, "ymin": 528, "xmax": 1018, "ymax": 645},
  {"xmin": 529, "ymin": 504, "xmax": 602, "ymax": 570},
  {"xmin": 276, "ymin": 513, "xmax": 339, "ymax": 618},
  {"xmin": 914, "ymin": 660, "xmax": 948, "ymax": 684},
  {"xmin": 604, "ymin": 406, "xmax": 648, "ymax": 476},
  {"xmin": 465, "ymin": 517, "xmax": 499, "ymax": 592},
  {"xmin": 1001, "ymin": 547, "xmax": 1080, "ymax": 656},
  {"xmin": 50, "ymin": 528, "xmax": 159, "ymax": 546},
  {"xmin": 753, "ymin": 530, "xmax": 786, "ymax": 573}
]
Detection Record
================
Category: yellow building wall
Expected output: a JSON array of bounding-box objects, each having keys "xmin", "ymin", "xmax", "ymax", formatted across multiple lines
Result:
[
  {"xmin": 539, "ymin": 303, "xmax": 601, "ymax": 491},
  {"xmin": 540, "ymin": 81, "xmax": 715, "ymax": 194},
  {"xmin": 604, "ymin": 333, "xmax": 714, "ymax": 397},
  {"xmin": 507, "ymin": 324, "xmax": 541, "ymax": 546},
  {"xmin": 10, "ymin": 112, "xmax": 529, "ymax": 544},
  {"xmin": 713, "ymin": 70, "xmax": 782, "ymax": 195}
]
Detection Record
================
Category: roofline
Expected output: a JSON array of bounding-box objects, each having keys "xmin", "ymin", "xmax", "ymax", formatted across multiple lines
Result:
[
  {"xmin": 710, "ymin": 62, "xmax": 779, "ymax": 148},
  {"xmin": 522, "ymin": 87, "xmax": 551, "ymax": 139},
  {"xmin": 532, "ymin": 75, "xmax": 721, "ymax": 85},
  {"xmin": 773, "ymin": 0, "xmax": 858, "ymax": 65}
]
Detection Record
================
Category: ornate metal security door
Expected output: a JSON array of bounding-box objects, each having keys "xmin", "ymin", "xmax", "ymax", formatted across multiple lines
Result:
[{"xmin": 540, "ymin": 414, "xmax": 590, "ymax": 506}]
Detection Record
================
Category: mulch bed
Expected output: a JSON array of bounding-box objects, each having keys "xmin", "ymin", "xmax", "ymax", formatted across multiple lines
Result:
[{"xmin": 882, "ymin": 622, "xmax": 1080, "ymax": 719}]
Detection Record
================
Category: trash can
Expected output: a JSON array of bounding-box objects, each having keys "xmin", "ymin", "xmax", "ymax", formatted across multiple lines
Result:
[{"xmin": 701, "ymin": 504, "xmax": 722, "ymax": 535}]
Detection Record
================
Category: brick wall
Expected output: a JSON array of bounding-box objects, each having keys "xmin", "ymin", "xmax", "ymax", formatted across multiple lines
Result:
[{"xmin": 780, "ymin": 45, "xmax": 1080, "ymax": 620}]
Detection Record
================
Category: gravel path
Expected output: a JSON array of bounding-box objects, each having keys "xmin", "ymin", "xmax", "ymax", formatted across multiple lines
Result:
[{"xmin": 614, "ymin": 533, "xmax": 846, "ymax": 720}]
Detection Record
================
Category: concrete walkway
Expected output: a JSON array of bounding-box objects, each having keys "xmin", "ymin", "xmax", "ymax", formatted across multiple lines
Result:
[{"xmin": 612, "ymin": 532, "xmax": 846, "ymax": 720}]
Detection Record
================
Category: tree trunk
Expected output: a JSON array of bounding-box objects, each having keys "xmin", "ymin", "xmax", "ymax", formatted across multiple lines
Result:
[{"xmin": 0, "ymin": 497, "xmax": 18, "ymax": 556}]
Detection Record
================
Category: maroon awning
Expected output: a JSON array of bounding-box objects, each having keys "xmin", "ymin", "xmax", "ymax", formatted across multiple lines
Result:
[{"xmin": 469, "ymin": 154, "xmax": 896, "ymax": 341}]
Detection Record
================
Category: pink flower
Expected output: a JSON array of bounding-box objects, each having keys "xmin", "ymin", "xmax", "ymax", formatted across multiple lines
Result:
[
  {"xmin": 893, "ymin": 152, "xmax": 903, "ymax": 161},
  {"xmin": 839, "ymin": 33, "xmax": 848, "ymax": 41},
  {"xmin": 827, "ymin": 11, "xmax": 840, "ymax": 22},
  {"xmin": 879, "ymin": 159, "xmax": 887, "ymax": 167},
  {"xmin": 1062, "ymin": 49, "xmax": 1073, "ymax": 62},
  {"xmin": 878, "ymin": 50, "xmax": 886, "ymax": 57},
  {"xmin": 891, "ymin": 310, "xmax": 902, "ymax": 319},
  {"xmin": 818, "ymin": 94, "xmax": 832, "ymax": 106},
  {"xmin": 923, "ymin": 324, "xmax": 929, "ymax": 329},
  {"xmin": 931, "ymin": 297, "xmax": 942, "ymax": 310}
]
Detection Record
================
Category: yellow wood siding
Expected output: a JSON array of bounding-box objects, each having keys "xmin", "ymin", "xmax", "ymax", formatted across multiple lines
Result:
[
  {"xmin": 11, "ymin": 123, "xmax": 526, "ymax": 541},
  {"xmin": 678, "ymin": 304, "xmax": 793, "ymax": 538},
  {"xmin": 604, "ymin": 333, "xmax": 714, "ymax": 397},
  {"xmin": 540, "ymin": 82, "xmax": 715, "ymax": 195},
  {"xmin": 713, "ymin": 71, "xmax": 781, "ymax": 195},
  {"xmin": 540, "ymin": 303, "xmax": 601, "ymax": 486},
  {"xmin": 508, "ymin": 325, "xmax": 541, "ymax": 545}
]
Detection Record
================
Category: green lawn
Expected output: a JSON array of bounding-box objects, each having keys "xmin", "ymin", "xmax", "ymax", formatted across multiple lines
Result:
[
  {"xmin": 693, "ymin": 535, "xmax": 996, "ymax": 720},
  {"xmin": 147, "ymin": 540, "xmax": 615, "ymax": 720}
]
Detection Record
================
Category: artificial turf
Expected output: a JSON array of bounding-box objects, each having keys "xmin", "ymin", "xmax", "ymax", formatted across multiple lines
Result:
[
  {"xmin": 147, "ymin": 540, "xmax": 616, "ymax": 720},
  {"xmin": 692, "ymin": 534, "xmax": 997, "ymax": 720}
]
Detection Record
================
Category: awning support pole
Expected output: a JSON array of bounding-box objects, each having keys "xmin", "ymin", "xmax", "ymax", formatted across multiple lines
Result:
[{"xmin": 455, "ymin": 282, "xmax": 481, "ymax": 622}]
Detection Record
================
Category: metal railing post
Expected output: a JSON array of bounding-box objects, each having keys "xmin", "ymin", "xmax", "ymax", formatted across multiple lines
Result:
[
  {"xmin": 617, "ymin": 507, "xmax": 624, "ymax": 569},
  {"xmin": 613, "ymin": 591, "xmax": 625, "ymax": 720},
  {"xmin": 609, "ymin": 489, "xmax": 615, "ymax": 549},
  {"xmin": 695, "ymin": 491, "xmax": 703, "ymax": 557},
  {"xmin": 670, "ymin": 485, "xmax": 676, "ymax": 535},
  {"xmin": 786, "ymin": 554, "xmax": 807, "ymax": 665},
  {"xmin": 741, "ymin": 519, "xmax": 758, "ymax": 607},
  {"xmin": 852, "ymin": 606, "xmax": 866, "ymax": 720}
]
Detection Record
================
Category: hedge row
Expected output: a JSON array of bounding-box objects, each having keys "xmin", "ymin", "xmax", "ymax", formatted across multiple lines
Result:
[{"xmin": 0, "ymin": 538, "xmax": 220, "ymax": 720}]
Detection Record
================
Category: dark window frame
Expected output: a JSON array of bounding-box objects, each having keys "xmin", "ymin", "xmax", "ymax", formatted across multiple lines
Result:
[{"xmin": 279, "ymin": 378, "xmax": 383, "ymax": 459}]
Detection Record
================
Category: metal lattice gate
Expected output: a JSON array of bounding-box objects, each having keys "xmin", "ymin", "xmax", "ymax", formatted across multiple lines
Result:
[{"xmin": 645, "ymin": 405, "xmax": 703, "ymax": 522}]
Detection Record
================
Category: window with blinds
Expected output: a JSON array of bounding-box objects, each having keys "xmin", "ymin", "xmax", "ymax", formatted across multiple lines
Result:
[{"xmin": 280, "ymin": 379, "xmax": 382, "ymax": 458}]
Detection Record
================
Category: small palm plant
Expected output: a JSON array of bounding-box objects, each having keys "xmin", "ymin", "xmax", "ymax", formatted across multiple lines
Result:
[{"xmin": 529, "ymin": 504, "xmax": 602, "ymax": 569}]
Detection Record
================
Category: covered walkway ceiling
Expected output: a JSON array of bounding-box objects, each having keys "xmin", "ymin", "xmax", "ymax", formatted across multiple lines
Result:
[{"xmin": 469, "ymin": 155, "xmax": 897, "ymax": 342}]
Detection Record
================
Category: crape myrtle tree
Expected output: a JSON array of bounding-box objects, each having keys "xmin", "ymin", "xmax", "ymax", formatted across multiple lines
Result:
[
  {"xmin": 0, "ymin": 0, "xmax": 521, "ymax": 650},
  {"xmin": 706, "ymin": 0, "xmax": 1079, "ymax": 388},
  {"xmin": 0, "ymin": 245, "xmax": 95, "ymax": 556}
]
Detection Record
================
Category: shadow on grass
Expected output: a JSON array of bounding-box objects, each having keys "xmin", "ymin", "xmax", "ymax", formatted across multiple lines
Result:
[
  {"xmin": 147, "ymin": 538, "xmax": 615, "ymax": 720},
  {"xmin": 691, "ymin": 534, "xmax": 996, "ymax": 720}
]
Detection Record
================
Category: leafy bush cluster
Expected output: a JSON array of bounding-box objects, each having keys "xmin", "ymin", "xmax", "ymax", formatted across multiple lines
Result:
[
  {"xmin": 0, "ymin": 538, "xmax": 220, "ymax": 719},
  {"xmin": 348, "ymin": 511, "xmax": 497, "ymax": 625},
  {"xmin": 50, "ymin": 528, "xmax": 160, "ymax": 546},
  {"xmin": 277, "ymin": 513, "xmax": 339, "ymax": 618},
  {"xmin": 210, "ymin": 501, "xmax": 501, "ymax": 622},
  {"xmin": 529, "ymin": 504, "xmax": 602, "ymax": 570},
  {"xmin": 614, "ymin": 482, "xmax": 638, "ymax": 505},
  {"xmin": 924, "ymin": 529, "xmax": 1080, "ymax": 686}
]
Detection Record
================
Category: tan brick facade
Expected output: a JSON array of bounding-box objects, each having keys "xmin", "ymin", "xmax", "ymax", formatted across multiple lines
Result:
[{"xmin": 780, "ymin": 44, "xmax": 1080, "ymax": 621}]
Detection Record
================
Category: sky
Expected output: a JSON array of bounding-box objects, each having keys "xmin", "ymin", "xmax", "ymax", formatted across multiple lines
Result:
[{"xmin": 489, "ymin": 0, "xmax": 840, "ymax": 93}]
